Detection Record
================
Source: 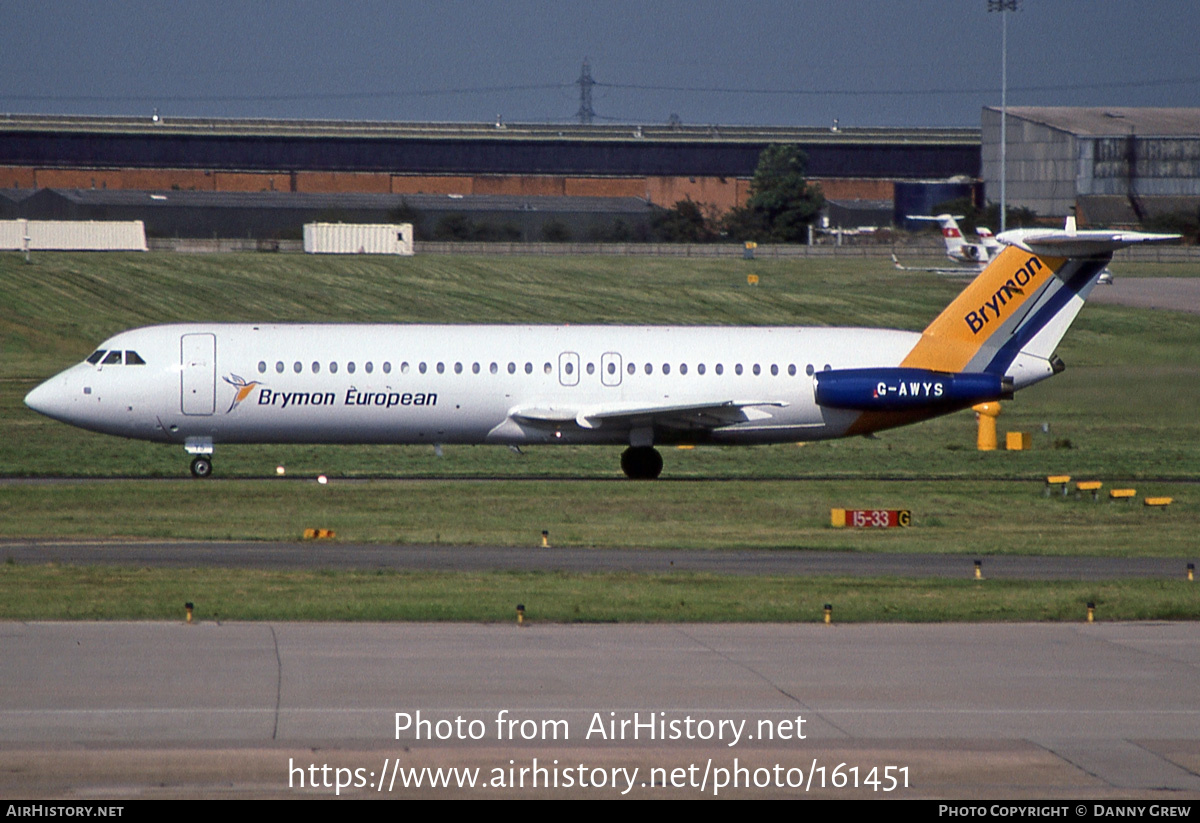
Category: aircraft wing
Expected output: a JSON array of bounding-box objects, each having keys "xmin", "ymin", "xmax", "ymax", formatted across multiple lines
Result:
[{"xmin": 511, "ymin": 399, "xmax": 789, "ymax": 431}]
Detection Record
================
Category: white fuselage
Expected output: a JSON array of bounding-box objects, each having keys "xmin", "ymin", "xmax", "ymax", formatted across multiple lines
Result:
[{"xmin": 27, "ymin": 323, "xmax": 923, "ymax": 449}]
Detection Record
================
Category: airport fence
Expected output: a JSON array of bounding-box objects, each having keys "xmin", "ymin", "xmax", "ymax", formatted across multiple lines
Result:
[{"xmin": 145, "ymin": 237, "xmax": 1200, "ymax": 262}]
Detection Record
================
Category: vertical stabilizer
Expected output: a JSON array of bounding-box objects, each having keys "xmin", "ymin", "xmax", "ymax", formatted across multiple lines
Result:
[{"xmin": 901, "ymin": 227, "xmax": 1179, "ymax": 388}]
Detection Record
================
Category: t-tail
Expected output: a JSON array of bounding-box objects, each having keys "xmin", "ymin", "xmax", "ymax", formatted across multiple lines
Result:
[
  {"xmin": 816, "ymin": 226, "xmax": 1179, "ymax": 429},
  {"xmin": 903, "ymin": 226, "xmax": 1179, "ymax": 388}
]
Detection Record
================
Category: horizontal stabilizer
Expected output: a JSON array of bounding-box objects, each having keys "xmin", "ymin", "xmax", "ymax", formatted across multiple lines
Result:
[{"xmin": 998, "ymin": 228, "xmax": 1180, "ymax": 258}]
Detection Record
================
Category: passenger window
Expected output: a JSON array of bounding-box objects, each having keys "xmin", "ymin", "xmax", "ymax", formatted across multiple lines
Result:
[
  {"xmin": 770, "ymin": 364, "xmax": 778, "ymax": 376},
  {"xmin": 490, "ymin": 362, "xmax": 498, "ymax": 374},
  {"xmin": 715, "ymin": 364, "xmax": 723, "ymax": 375},
  {"xmin": 401, "ymin": 362, "xmax": 410, "ymax": 374},
  {"xmin": 525, "ymin": 362, "xmax": 533, "ymax": 374},
  {"xmin": 436, "ymin": 362, "xmax": 445, "ymax": 374},
  {"xmin": 312, "ymin": 361, "xmax": 320, "ymax": 373},
  {"xmin": 472, "ymin": 362, "xmax": 480, "ymax": 374},
  {"xmin": 348, "ymin": 362, "xmax": 356, "ymax": 374},
  {"xmin": 753, "ymin": 364, "xmax": 761, "ymax": 375},
  {"xmin": 455, "ymin": 362, "xmax": 463, "ymax": 374},
  {"xmin": 294, "ymin": 362, "xmax": 302, "ymax": 374},
  {"xmin": 735, "ymin": 364, "xmax": 743, "ymax": 375},
  {"xmin": 383, "ymin": 362, "xmax": 392, "ymax": 374},
  {"xmin": 565, "ymin": 362, "xmax": 574, "ymax": 375},
  {"xmin": 680, "ymin": 363, "xmax": 688, "ymax": 375},
  {"xmin": 607, "ymin": 362, "xmax": 616, "ymax": 375},
  {"xmin": 258, "ymin": 360, "xmax": 266, "ymax": 374},
  {"xmin": 788, "ymin": 364, "xmax": 796, "ymax": 376},
  {"xmin": 697, "ymin": 363, "xmax": 705, "ymax": 375},
  {"xmin": 419, "ymin": 362, "xmax": 427, "ymax": 374},
  {"xmin": 86, "ymin": 350, "xmax": 106, "ymax": 365},
  {"xmin": 330, "ymin": 362, "xmax": 338, "ymax": 373},
  {"xmin": 365, "ymin": 362, "xmax": 374, "ymax": 374},
  {"xmin": 806, "ymin": 364, "xmax": 814, "ymax": 376},
  {"xmin": 627, "ymin": 363, "xmax": 635, "ymax": 375},
  {"xmin": 543, "ymin": 362, "xmax": 552, "ymax": 374},
  {"xmin": 125, "ymin": 351, "xmax": 145, "ymax": 365},
  {"xmin": 662, "ymin": 364, "xmax": 670, "ymax": 375},
  {"xmin": 508, "ymin": 362, "xmax": 516, "ymax": 374},
  {"xmin": 276, "ymin": 361, "xmax": 285, "ymax": 373},
  {"xmin": 645, "ymin": 363, "xmax": 652, "ymax": 374}
]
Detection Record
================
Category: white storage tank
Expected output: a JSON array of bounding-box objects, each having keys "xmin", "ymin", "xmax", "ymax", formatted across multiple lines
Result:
[{"xmin": 303, "ymin": 223, "xmax": 414, "ymax": 255}]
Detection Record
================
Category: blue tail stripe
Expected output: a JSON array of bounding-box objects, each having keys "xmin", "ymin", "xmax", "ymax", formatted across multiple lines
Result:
[{"xmin": 982, "ymin": 259, "xmax": 1107, "ymax": 374}]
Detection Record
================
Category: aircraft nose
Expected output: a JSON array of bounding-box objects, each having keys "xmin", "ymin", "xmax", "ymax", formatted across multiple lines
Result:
[{"xmin": 24, "ymin": 374, "xmax": 74, "ymax": 422}]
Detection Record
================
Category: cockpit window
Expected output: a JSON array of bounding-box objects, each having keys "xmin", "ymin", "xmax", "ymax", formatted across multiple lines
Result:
[
  {"xmin": 125, "ymin": 351, "xmax": 146, "ymax": 365},
  {"xmin": 86, "ymin": 350, "xmax": 107, "ymax": 364},
  {"xmin": 102, "ymin": 351, "xmax": 123, "ymax": 365}
]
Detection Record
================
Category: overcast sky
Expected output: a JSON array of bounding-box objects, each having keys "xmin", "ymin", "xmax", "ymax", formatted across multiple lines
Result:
[{"xmin": 2, "ymin": 1, "xmax": 1196, "ymax": 128}]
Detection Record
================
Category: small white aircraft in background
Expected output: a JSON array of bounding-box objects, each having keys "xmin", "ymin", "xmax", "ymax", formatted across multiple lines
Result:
[
  {"xmin": 914, "ymin": 213, "xmax": 1001, "ymax": 264},
  {"xmin": 895, "ymin": 214, "xmax": 1114, "ymax": 283},
  {"xmin": 892, "ymin": 213, "xmax": 1000, "ymax": 276},
  {"xmin": 26, "ymin": 226, "xmax": 1173, "ymax": 478}
]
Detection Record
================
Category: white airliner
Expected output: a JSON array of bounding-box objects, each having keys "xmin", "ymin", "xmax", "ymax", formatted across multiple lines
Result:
[{"xmin": 25, "ymin": 227, "xmax": 1176, "ymax": 479}]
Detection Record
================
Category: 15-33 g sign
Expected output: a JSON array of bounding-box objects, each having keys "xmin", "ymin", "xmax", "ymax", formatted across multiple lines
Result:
[{"xmin": 830, "ymin": 509, "xmax": 911, "ymax": 528}]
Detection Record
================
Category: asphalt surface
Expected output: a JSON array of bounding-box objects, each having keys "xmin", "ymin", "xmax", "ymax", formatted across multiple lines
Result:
[
  {"xmin": 1090, "ymin": 276, "xmax": 1200, "ymax": 314},
  {"xmin": 1, "ymin": 621, "xmax": 1198, "ymax": 799}
]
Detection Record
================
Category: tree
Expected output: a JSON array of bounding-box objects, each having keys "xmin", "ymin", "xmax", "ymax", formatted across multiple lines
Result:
[
  {"xmin": 650, "ymin": 199, "xmax": 715, "ymax": 242},
  {"xmin": 722, "ymin": 144, "xmax": 824, "ymax": 242},
  {"xmin": 540, "ymin": 219, "xmax": 572, "ymax": 242}
]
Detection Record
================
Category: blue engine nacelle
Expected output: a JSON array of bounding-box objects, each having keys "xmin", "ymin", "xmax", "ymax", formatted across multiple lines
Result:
[{"xmin": 814, "ymin": 368, "xmax": 1013, "ymax": 411}]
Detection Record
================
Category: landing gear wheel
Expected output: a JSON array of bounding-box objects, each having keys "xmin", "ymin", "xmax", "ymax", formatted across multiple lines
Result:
[
  {"xmin": 620, "ymin": 446, "xmax": 663, "ymax": 480},
  {"xmin": 190, "ymin": 456, "xmax": 213, "ymax": 478}
]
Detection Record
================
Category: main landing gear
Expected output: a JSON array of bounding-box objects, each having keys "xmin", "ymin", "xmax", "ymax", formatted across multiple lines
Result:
[
  {"xmin": 620, "ymin": 446, "xmax": 663, "ymax": 480},
  {"xmin": 190, "ymin": 456, "xmax": 213, "ymax": 478}
]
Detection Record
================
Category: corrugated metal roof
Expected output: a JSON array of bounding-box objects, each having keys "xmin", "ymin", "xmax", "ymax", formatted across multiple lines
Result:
[
  {"xmin": 0, "ymin": 113, "xmax": 978, "ymax": 147},
  {"xmin": 989, "ymin": 107, "xmax": 1200, "ymax": 137},
  {"xmin": 0, "ymin": 188, "xmax": 35, "ymax": 205}
]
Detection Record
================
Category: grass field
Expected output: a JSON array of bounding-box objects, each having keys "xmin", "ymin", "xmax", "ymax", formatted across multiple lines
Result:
[
  {"xmin": 2, "ymin": 251, "xmax": 1198, "ymax": 621},
  {"xmin": 0, "ymin": 564, "xmax": 1194, "ymax": 623},
  {"xmin": 1, "ymin": 478, "xmax": 1194, "ymax": 556}
]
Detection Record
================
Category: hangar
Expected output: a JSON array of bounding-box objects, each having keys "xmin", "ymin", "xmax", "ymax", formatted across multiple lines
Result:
[
  {"xmin": 0, "ymin": 114, "xmax": 979, "ymax": 227},
  {"xmin": 982, "ymin": 107, "xmax": 1200, "ymax": 224}
]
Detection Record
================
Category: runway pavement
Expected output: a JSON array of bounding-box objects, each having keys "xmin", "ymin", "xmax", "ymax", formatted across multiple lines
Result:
[
  {"xmin": 1090, "ymin": 276, "xmax": 1200, "ymax": 314},
  {"xmin": 1, "ymin": 621, "xmax": 1198, "ymax": 799}
]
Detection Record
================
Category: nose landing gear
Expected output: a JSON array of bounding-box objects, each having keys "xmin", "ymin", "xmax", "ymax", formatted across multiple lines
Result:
[{"xmin": 190, "ymin": 456, "xmax": 213, "ymax": 478}]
